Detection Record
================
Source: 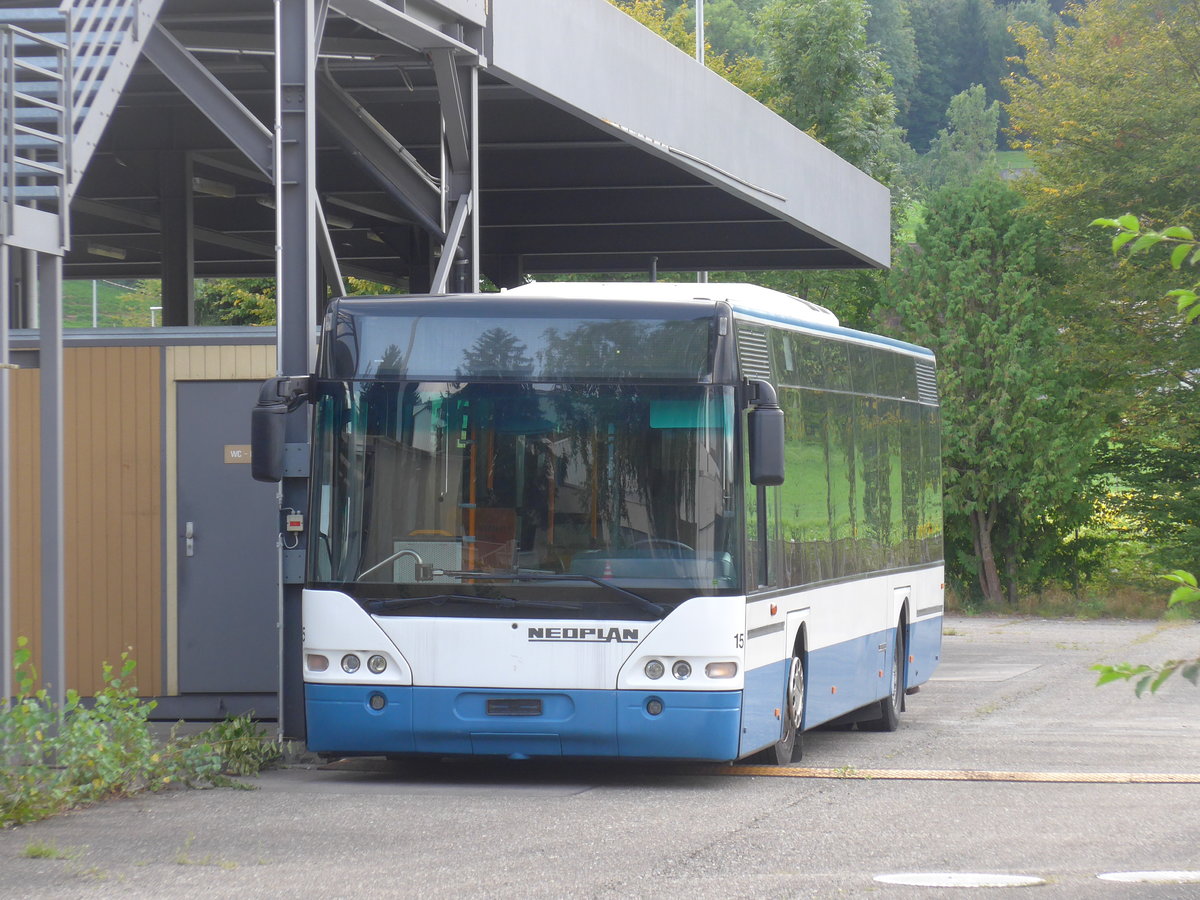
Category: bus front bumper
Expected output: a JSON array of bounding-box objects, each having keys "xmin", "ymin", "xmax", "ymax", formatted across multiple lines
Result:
[{"xmin": 304, "ymin": 683, "xmax": 742, "ymax": 761}]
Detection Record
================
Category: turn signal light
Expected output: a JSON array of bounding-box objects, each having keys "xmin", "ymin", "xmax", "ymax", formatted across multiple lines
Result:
[
  {"xmin": 705, "ymin": 662, "xmax": 738, "ymax": 679},
  {"xmin": 306, "ymin": 654, "xmax": 329, "ymax": 672}
]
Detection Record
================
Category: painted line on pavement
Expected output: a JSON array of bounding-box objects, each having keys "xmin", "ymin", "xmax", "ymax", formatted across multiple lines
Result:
[{"xmin": 699, "ymin": 766, "xmax": 1200, "ymax": 784}]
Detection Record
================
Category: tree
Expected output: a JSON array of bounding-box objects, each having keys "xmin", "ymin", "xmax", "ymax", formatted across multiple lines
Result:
[
  {"xmin": 904, "ymin": 0, "xmax": 1009, "ymax": 150},
  {"xmin": 758, "ymin": 0, "xmax": 901, "ymax": 180},
  {"xmin": 194, "ymin": 278, "xmax": 276, "ymax": 326},
  {"xmin": 1006, "ymin": 0, "xmax": 1200, "ymax": 587},
  {"xmin": 919, "ymin": 84, "xmax": 1000, "ymax": 190},
  {"xmin": 880, "ymin": 176, "xmax": 1097, "ymax": 605},
  {"xmin": 610, "ymin": 0, "xmax": 769, "ymax": 93},
  {"xmin": 665, "ymin": 0, "xmax": 768, "ymax": 58},
  {"xmin": 1090, "ymin": 215, "xmax": 1199, "ymax": 694},
  {"xmin": 1007, "ymin": 0, "xmax": 1200, "ymax": 237},
  {"xmin": 865, "ymin": 0, "xmax": 919, "ymax": 116}
]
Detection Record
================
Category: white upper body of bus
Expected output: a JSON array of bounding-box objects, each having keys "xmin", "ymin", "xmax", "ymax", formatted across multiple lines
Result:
[{"xmin": 502, "ymin": 281, "xmax": 840, "ymax": 328}]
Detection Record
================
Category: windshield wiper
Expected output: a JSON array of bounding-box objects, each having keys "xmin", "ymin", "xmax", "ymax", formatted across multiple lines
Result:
[
  {"xmin": 422, "ymin": 570, "xmax": 666, "ymax": 617},
  {"xmin": 368, "ymin": 593, "xmax": 580, "ymax": 613}
]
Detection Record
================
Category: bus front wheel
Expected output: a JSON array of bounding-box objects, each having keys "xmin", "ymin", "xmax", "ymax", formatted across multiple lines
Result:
[{"xmin": 754, "ymin": 653, "xmax": 805, "ymax": 765}]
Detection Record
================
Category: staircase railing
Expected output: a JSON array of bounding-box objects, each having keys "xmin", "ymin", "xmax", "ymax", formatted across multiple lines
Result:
[{"xmin": 0, "ymin": 19, "xmax": 71, "ymax": 251}]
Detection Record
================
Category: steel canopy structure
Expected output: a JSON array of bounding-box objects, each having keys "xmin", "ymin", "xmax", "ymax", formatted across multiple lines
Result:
[{"xmin": 64, "ymin": 0, "xmax": 888, "ymax": 296}]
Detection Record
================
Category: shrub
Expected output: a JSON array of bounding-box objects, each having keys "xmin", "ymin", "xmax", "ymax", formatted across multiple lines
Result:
[{"xmin": 1, "ymin": 639, "xmax": 278, "ymax": 828}]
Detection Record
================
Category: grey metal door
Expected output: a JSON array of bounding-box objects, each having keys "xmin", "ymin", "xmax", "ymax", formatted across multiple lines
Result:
[{"xmin": 177, "ymin": 380, "xmax": 280, "ymax": 693}]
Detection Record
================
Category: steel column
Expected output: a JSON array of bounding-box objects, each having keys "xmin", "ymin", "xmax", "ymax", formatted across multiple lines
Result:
[
  {"xmin": 274, "ymin": 0, "xmax": 317, "ymax": 740},
  {"xmin": 37, "ymin": 251, "xmax": 64, "ymax": 704},
  {"xmin": 160, "ymin": 151, "xmax": 195, "ymax": 326}
]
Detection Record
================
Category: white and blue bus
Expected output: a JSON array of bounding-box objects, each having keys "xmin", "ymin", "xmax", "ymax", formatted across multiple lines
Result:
[{"xmin": 252, "ymin": 282, "xmax": 943, "ymax": 763}]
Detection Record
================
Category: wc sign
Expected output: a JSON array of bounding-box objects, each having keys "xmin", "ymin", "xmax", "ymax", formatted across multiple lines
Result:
[{"xmin": 224, "ymin": 444, "xmax": 252, "ymax": 464}]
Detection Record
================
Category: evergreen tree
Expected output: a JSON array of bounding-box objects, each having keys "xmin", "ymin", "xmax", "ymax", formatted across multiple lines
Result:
[
  {"xmin": 881, "ymin": 177, "xmax": 1097, "ymax": 604},
  {"xmin": 905, "ymin": 0, "xmax": 1009, "ymax": 150},
  {"xmin": 865, "ymin": 0, "xmax": 919, "ymax": 116}
]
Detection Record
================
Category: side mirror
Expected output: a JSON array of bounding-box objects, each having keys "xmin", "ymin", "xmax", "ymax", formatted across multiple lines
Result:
[
  {"xmin": 251, "ymin": 376, "xmax": 311, "ymax": 483},
  {"xmin": 748, "ymin": 380, "xmax": 785, "ymax": 487}
]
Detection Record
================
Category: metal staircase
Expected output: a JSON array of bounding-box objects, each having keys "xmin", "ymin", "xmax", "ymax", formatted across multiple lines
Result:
[{"xmin": 1, "ymin": 0, "xmax": 163, "ymax": 255}]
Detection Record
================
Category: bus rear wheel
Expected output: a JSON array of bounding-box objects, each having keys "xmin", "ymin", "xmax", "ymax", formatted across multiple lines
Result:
[{"xmin": 861, "ymin": 624, "xmax": 904, "ymax": 732}]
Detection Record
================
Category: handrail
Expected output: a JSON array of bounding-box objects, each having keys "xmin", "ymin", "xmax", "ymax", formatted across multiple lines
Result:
[{"xmin": 0, "ymin": 21, "xmax": 69, "ymax": 246}]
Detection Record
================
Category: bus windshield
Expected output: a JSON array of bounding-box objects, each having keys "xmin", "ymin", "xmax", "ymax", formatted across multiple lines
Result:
[{"xmin": 309, "ymin": 381, "xmax": 741, "ymax": 613}]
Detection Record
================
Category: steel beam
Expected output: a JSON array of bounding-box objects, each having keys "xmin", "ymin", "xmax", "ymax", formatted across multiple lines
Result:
[
  {"xmin": 316, "ymin": 73, "xmax": 442, "ymax": 237},
  {"xmin": 430, "ymin": 48, "xmax": 469, "ymax": 177},
  {"xmin": 430, "ymin": 192, "xmax": 469, "ymax": 294},
  {"xmin": 329, "ymin": 0, "xmax": 477, "ymax": 54},
  {"xmin": 142, "ymin": 24, "xmax": 274, "ymax": 179},
  {"xmin": 316, "ymin": 201, "xmax": 346, "ymax": 297}
]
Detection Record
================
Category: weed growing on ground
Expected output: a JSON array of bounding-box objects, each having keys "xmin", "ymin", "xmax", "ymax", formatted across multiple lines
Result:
[
  {"xmin": 2, "ymin": 638, "xmax": 281, "ymax": 828},
  {"xmin": 21, "ymin": 841, "xmax": 81, "ymax": 860},
  {"xmin": 200, "ymin": 714, "xmax": 281, "ymax": 776}
]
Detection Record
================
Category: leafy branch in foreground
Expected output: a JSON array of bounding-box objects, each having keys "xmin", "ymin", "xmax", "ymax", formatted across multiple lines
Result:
[
  {"xmin": 1088, "ymin": 215, "xmax": 1199, "ymax": 693},
  {"xmin": 1091, "ymin": 215, "xmax": 1200, "ymax": 323}
]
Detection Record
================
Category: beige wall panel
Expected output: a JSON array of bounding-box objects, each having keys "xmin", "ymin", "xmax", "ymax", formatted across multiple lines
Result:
[{"xmin": 58, "ymin": 346, "xmax": 163, "ymax": 695}]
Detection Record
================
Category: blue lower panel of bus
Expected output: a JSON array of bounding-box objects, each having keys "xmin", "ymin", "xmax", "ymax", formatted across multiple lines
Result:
[
  {"xmin": 739, "ymin": 659, "xmax": 788, "ymax": 756},
  {"xmin": 907, "ymin": 615, "xmax": 943, "ymax": 687},
  {"xmin": 803, "ymin": 627, "xmax": 911, "ymax": 728},
  {"xmin": 304, "ymin": 683, "xmax": 742, "ymax": 761}
]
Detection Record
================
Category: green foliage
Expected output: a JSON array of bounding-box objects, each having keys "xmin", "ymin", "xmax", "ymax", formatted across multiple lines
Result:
[
  {"xmin": 1005, "ymin": 0, "xmax": 1200, "ymax": 618},
  {"xmin": 881, "ymin": 175, "xmax": 1098, "ymax": 605},
  {"xmin": 1087, "ymin": 214, "xmax": 1198, "ymax": 692},
  {"xmin": 197, "ymin": 714, "xmax": 281, "ymax": 777},
  {"xmin": 665, "ymin": 0, "xmax": 768, "ymax": 58},
  {"xmin": 21, "ymin": 841, "xmax": 79, "ymax": 859},
  {"xmin": 758, "ymin": 0, "xmax": 902, "ymax": 180},
  {"xmin": 195, "ymin": 278, "xmax": 277, "ymax": 326},
  {"xmin": 918, "ymin": 84, "xmax": 1000, "ymax": 190},
  {"xmin": 1, "ymin": 640, "xmax": 278, "ymax": 828},
  {"xmin": 865, "ymin": 0, "xmax": 919, "ymax": 116},
  {"xmin": 1008, "ymin": 0, "xmax": 1200, "ymax": 238},
  {"xmin": 904, "ymin": 0, "xmax": 1013, "ymax": 151}
]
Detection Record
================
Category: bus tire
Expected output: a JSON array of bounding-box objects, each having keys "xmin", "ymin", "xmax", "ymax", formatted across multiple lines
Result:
[{"xmin": 862, "ymin": 622, "xmax": 904, "ymax": 732}]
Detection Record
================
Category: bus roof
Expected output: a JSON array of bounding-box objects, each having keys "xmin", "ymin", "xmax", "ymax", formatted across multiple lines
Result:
[
  {"xmin": 503, "ymin": 281, "xmax": 840, "ymax": 327},
  {"xmin": 504, "ymin": 281, "xmax": 934, "ymax": 360}
]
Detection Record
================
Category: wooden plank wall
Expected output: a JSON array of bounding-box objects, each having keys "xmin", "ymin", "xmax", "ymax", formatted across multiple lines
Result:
[{"xmin": 10, "ymin": 347, "xmax": 163, "ymax": 695}]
